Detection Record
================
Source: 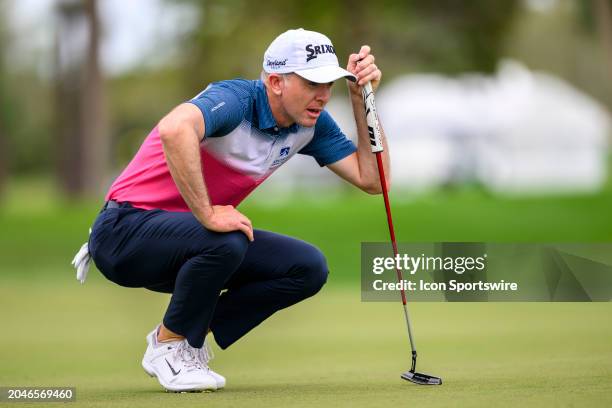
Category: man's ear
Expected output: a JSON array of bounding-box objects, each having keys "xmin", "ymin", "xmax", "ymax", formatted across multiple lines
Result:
[{"xmin": 267, "ymin": 74, "xmax": 284, "ymax": 96}]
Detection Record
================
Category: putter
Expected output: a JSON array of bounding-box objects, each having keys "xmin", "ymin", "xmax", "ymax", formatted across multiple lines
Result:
[{"xmin": 362, "ymin": 81, "xmax": 442, "ymax": 386}]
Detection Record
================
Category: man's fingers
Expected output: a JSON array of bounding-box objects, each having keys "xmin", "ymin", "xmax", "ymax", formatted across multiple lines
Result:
[
  {"xmin": 358, "ymin": 45, "xmax": 371, "ymax": 59},
  {"xmin": 348, "ymin": 46, "xmax": 377, "ymax": 84},
  {"xmin": 236, "ymin": 222, "xmax": 254, "ymax": 242},
  {"xmin": 356, "ymin": 55, "xmax": 375, "ymax": 74},
  {"xmin": 241, "ymin": 220, "xmax": 254, "ymax": 241},
  {"xmin": 232, "ymin": 210, "xmax": 252, "ymax": 229},
  {"xmin": 357, "ymin": 64, "xmax": 380, "ymax": 84},
  {"xmin": 228, "ymin": 212, "xmax": 254, "ymax": 241},
  {"xmin": 349, "ymin": 48, "xmax": 371, "ymax": 68},
  {"xmin": 239, "ymin": 214, "xmax": 253, "ymax": 231},
  {"xmin": 235, "ymin": 214, "xmax": 255, "ymax": 241},
  {"xmin": 354, "ymin": 53, "xmax": 375, "ymax": 85},
  {"xmin": 347, "ymin": 53, "xmax": 360, "ymax": 72}
]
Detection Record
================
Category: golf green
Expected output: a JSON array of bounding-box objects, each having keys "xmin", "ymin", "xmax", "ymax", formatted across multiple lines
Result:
[
  {"xmin": 1, "ymin": 183, "xmax": 612, "ymax": 406},
  {"xmin": 1, "ymin": 277, "xmax": 610, "ymax": 408}
]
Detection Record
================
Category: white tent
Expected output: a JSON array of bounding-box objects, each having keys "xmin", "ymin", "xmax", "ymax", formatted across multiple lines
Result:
[
  {"xmin": 376, "ymin": 60, "xmax": 611, "ymax": 194},
  {"xmin": 252, "ymin": 60, "xmax": 611, "ymax": 202}
]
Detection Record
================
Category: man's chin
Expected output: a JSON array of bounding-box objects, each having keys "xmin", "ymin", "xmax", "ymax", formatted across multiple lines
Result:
[{"xmin": 297, "ymin": 116, "xmax": 319, "ymax": 128}]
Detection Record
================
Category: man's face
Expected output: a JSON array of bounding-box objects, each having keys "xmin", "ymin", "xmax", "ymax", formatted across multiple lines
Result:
[{"xmin": 279, "ymin": 74, "xmax": 334, "ymax": 128}]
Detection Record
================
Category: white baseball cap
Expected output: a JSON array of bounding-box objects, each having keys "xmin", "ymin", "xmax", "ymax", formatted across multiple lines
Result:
[{"xmin": 263, "ymin": 28, "xmax": 357, "ymax": 83}]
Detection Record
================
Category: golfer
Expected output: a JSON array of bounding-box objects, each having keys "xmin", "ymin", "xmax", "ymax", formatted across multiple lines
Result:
[{"xmin": 72, "ymin": 28, "xmax": 389, "ymax": 392}]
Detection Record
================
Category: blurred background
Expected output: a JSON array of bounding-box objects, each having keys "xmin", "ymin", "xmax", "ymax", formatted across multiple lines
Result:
[
  {"xmin": 1, "ymin": 0, "xmax": 611, "ymax": 199},
  {"xmin": 1, "ymin": 3, "xmax": 611, "ymax": 405},
  {"xmin": 1, "ymin": 0, "xmax": 612, "ymax": 282}
]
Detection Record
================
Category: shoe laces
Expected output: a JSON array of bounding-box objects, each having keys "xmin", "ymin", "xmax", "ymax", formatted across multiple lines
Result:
[
  {"xmin": 196, "ymin": 339, "xmax": 215, "ymax": 368},
  {"xmin": 173, "ymin": 340, "xmax": 202, "ymax": 372}
]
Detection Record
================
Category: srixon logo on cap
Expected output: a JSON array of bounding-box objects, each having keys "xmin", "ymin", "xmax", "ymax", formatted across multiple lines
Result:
[{"xmin": 305, "ymin": 44, "xmax": 336, "ymax": 62}]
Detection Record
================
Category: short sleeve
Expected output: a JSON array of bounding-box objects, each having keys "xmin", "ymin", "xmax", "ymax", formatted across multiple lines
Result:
[
  {"xmin": 188, "ymin": 81, "xmax": 249, "ymax": 138},
  {"xmin": 299, "ymin": 110, "xmax": 357, "ymax": 166}
]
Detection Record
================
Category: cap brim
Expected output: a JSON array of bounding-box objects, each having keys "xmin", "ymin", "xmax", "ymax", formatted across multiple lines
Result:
[{"xmin": 294, "ymin": 65, "xmax": 357, "ymax": 83}]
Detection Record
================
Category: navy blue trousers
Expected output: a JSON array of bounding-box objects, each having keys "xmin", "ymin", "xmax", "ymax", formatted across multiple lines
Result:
[{"xmin": 88, "ymin": 203, "xmax": 329, "ymax": 349}]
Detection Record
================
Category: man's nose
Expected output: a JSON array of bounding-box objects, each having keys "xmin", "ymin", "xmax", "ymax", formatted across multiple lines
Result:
[{"xmin": 315, "ymin": 85, "xmax": 332, "ymax": 103}]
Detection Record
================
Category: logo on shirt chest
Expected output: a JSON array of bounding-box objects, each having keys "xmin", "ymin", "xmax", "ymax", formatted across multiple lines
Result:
[{"xmin": 271, "ymin": 146, "xmax": 291, "ymax": 168}]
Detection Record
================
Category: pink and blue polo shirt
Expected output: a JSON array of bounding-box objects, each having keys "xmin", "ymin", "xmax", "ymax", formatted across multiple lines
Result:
[{"xmin": 105, "ymin": 79, "xmax": 356, "ymax": 211}]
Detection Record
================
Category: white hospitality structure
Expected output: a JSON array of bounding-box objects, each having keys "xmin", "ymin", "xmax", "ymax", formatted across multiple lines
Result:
[{"xmin": 253, "ymin": 60, "xmax": 611, "ymax": 201}]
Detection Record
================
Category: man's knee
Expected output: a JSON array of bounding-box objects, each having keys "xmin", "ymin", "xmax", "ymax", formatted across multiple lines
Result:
[
  {"xmin": 294, "ymin": 246, "xmax": 329, "ymax": 297},
  {"xmin": 176, "ymin": 231, "xmax": 249, "ymax": 285},
  {"xmin": 210, "ymin": 231, "xmax": 250, "ymax": 261}
]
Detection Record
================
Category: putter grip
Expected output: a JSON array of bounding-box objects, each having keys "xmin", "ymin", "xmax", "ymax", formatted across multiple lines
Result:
[{"xmin": 362, "ymin": 82, "xmax": 384, "ymax": 153}]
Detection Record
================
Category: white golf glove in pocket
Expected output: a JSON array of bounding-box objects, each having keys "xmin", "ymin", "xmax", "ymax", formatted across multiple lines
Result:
[{"xmin": 72, "ymin": 229, "xmax": 92, "ymax": 284}]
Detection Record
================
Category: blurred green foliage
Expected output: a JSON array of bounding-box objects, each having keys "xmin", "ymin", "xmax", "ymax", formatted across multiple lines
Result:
[
  {"xmin": 0, "ymin": 0, "xmax": 610, "ymax": 187},
  {"xmin": 0, "ymin": 2, "xmax": 11, "ymax": 194},
  {"xmin": 175, "ymin": 0, "xmax": 519, "ymax": 94},
  {"xmin": 505, "ymin": 0, "xmax": 612, "ymax": 109}
]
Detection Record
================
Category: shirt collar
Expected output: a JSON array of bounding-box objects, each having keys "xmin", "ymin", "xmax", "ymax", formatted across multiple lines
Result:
[{"xmin": 255, "ymin": 80, "xmax": 299, "ymax": 136}]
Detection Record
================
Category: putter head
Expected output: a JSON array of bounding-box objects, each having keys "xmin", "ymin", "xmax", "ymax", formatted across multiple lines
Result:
[{"xmin": 401, "ymin": 370, "xmax": 442, "ymax": 385}]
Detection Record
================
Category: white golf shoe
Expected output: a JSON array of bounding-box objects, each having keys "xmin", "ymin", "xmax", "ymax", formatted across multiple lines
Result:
[
  {"xmin": 141, "ymin": 327, "xmax": 217, "ymax": 392},
  {"xmin": 196, "ymin": 339, "xmax": 226, "ymax": 389}
]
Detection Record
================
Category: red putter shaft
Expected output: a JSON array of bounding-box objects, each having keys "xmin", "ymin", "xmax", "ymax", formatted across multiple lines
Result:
[{"xmin": 375, "ymin": 151, "xmax": 407, "ymax": 306}]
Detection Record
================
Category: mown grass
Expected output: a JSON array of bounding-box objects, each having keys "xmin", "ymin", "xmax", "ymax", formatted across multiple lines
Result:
[{"xmin": 1, "ymin": 179, "xmax": 611, "ymax": 407}]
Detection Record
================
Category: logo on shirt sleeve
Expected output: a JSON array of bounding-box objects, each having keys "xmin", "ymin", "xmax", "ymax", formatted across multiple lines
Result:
[{"xmin": 211, "ymin": 101, "xmax": 226, "ymax": 112}]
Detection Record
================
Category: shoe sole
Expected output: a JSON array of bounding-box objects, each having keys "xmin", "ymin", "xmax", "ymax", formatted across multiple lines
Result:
[
  {"xmin": 144, "ymin": 358, "xmax": 225, "ymax": 390},
  {"xmin": 142, "ymin": 359, "xmax": 217, "ymax": 392}
]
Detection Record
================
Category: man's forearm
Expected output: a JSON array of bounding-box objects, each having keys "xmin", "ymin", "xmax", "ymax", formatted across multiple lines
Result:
[
  {"xmin": 160, "ymin": 124, "xmax": 213, "ymax": 224},
  {"xmin": 349, "ymin": 89, "xmax": 391, "ymax": 191}
]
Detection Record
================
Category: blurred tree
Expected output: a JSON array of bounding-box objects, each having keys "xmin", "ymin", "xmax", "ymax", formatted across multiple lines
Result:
[
  {"xmin": 54, "ymin": 0, "xmax": 108, "ymax": 197},
  {"xmin": 170, "ymin": 0, "xmax": 519, "ymax": 95},
  {"xmin": 505, "ymin": 1, "xmax": 612, "ymax": 111},
  {"xmin": 577, "ymin": 0, "xmax": 612, "ymax": 65},
  {"xmin": 593, "ymin": 0, "xmax": 612, "ymax": 75},
  {"xmin": 0, "ymin": 2, "xmax": 8, "ymax": 198},
  {"xmin": 381, "ymin": 0, "xmax": 520, "ymax": 74}
]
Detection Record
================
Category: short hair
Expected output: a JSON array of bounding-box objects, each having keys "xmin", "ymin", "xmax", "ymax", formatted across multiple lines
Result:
[{"xmin": 261, "ymin": 71, "xmax": 291, "ymax": 84}]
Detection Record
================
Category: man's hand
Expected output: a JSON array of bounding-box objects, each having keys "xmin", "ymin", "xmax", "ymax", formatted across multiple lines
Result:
[
  {"xmin": 202, "ymin": 205, "xmax": 254, "ymax": 242},
  {"xmin": 328, "ymin": 45, "xmax": 389, "ymax": 195},
  {"xmin": 346, "ymin": 45, "xmax": 382, "ymax": 93}
]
